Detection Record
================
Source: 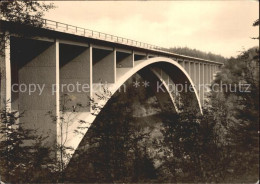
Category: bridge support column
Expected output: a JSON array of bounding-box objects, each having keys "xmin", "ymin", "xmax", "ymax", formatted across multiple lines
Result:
[
  {"xmin": 93, "ymin": 47, "xmax": 116, "ymax": 83},
  {"xmin": 208, "ymin": 64, "xmax": 211, "ymax": 85},
  {"xmin": 212, "ymin": 65, "xmax": 215, "ymax": 81},
  {"xmin": 10, "ymin": 37, "xmax": 57, "ymax": 147},
  {"xmin": 184, "ymin": 60, "xmax": 189, "ymax": 74},
  {"xmin": 201, "ymin": 63, "xmax": 205, "ymax": 106},
  {"xmin": 214, "ymin": 65, "xmax": 218, "ymax": 78},
  {"xmin": 55, "ymin": 40, "xmax": 60, "ymax": 151},
  {"xmin": 190, "ymin": 62, "xmax": 194, "ymax": 84},
  {"xmin": 59, "ymin": 43, "xmax": 91, "ymax": 111},
  {"xmin": 194, "ymin": 63, "xmax": 200, "ymax": 97},
  {"xmin": 198, "ymin": 63, "xmax": 202, "ymax": 105},
  {"xmin": 134, "ymin": 51, "xmax": 147, "ymax": 61},
  {"xmin": 210, "ymin": 64, "xmax": 212, "ymax": 83},
  {"xmin": 177, "ymin": 59, "xmax": 184, "ymax": 69},
  {"xmin": 0, "ymin": 33, "xmax": 11, "ymax": 110},
  {"xmin": 188, "ymin": 61, "xmax": 191, "ymax": 75},
  {"xmin": 116, "ymin": 49, "xmax": 134, "ymax": 68},
  {"xmin": 204, "ymin": 64, "xmax": 210, "ymax": 99}
]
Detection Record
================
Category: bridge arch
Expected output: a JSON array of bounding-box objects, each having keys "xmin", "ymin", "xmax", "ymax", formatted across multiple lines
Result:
[{"xmin": 64, "ymin": 57, "xmax": 202, "ymax": 165}]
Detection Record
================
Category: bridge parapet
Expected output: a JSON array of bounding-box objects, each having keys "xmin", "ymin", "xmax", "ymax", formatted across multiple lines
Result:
[{"xmin": 1, "ymin": 19, "xmax": 223, "ymax": 66}]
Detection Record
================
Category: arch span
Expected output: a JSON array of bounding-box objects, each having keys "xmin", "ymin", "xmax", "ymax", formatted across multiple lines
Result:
[{"xmin": 61, "ymin": 57, "xmax": 202, "ymax": 165}]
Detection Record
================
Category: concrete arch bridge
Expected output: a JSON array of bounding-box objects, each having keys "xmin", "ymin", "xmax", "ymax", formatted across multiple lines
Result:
[{"xmin": 0, "ymin": 20, "xmax": 223, "ymax": 165}]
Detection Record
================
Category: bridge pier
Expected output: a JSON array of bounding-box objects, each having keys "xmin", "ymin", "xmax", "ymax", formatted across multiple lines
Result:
[
  {"xmin": 116, "ymin": 49, "xmax": 134, "ymax": 68},
  {"xmin": 209, "ymin": 64, "xmax": 212, "ymax": 82},
  {"xmin": 59, "ymin": 42, "xmax": 91, "ymax": 112},
  {"xmin": 0, "ymin": 33, "xmax": 11, "ymax": 111},
  {"xmin": 134, "ymin": 51, "xmax": 147, "ymax": 61},
  {"xmin": 194, "ymin": 62, "xmax": 200, "ymax": 96},
  {"xmin": 92, "ymin": 46, "xmax": 116, "ymax": 83},
  {"xmin": 184, "ymin": 60, "xmax": 189, "ymax": 74},
  {"xmin": 8, "ymin": 37, "xmax": 58, "ymax": 146},
  {"xmin": 200, "ymin": 63, "xmax": 204, "ymax": 106},
  {"xmin": 190, "ymin": 62, "xmax": 195, "ymax": 84}
]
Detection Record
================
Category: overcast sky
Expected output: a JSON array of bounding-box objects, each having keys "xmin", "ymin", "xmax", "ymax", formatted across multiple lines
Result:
[{"xmin": 44, "ymin": 1, "xmax": 259, "ymax": 58}]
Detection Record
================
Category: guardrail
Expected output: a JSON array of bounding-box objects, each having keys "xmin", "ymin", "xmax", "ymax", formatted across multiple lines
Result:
[
  {"xmin": 42, "ymin": 19, "xmax": 164, "ymax": 50},
  {"xmin": 1, "ymin": 17, "xmax": 223, "ymax": 65}
]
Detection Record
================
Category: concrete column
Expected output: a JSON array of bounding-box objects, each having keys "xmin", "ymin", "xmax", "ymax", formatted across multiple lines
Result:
[
  {"xmin": 13, "ymin": 38, "xmax": 58, "ymax": 146},
  {"xmin": 213, "ymin": 65, "xmax": 216, "ymax": 79},
  {"xmin": 89, "ymin": 45, "xmax": 93, "ymax": 99},
  {"xmin": 59, "ymin": 43, "xmax": 91, "ymax": 112},
  {"xmin": 210, "ymin": 65, "xmax": 212, "ymax": 81},
  {"xmin": 183, "ymin": 61, "xmax": 189, "ymax": 74},
  {"xmin": 194, "ymin": 63, "xmax": 200, "ymax": 94},
  {"xmin": 190, "ymin": 62, "xmax": 194, "ymax": 83},
  {"xmin": 207, "ymin": 64, "xmax": 211, "ymax": 84},
  {"xmin": 197, "ymin": 63, "xmax": 201, "ymax": 100},
  {"xmin": 133, "ymin": 51, "xmax": 146, "ymax": 61},
  {"xmin": 212, "ymin": 65, "xmax": 215, "ymax": 81},
  {"xmin": 188, "ymin": 61, "xmax": 191, "ymax": 76},
  {"xmin": 93, "ymin": 47, "xmax": 116, "ymax": 83},
  {"xmin": 113, "ymin": 49, "xmax": 116, "ymax": 83},
  {"xmin": 178, "ymin": 59, "xmax": 184, "ymax": 68},
  {"xmin": 116, "ymin": 50, "xmax": 134, "ymax": 68},
  {"xmin": 202, "ymin": 63, "xmax": 205, "ymax": 106},
  {"xmin": 183, "ymin": 60, "xmax": 187, "ymax": 73},
  {"xmin": 55, "ymin": 40, "xmax": 60, "ymax": 149},
  {"xmin": 146, "ymin": 53, "xmax": 149, "ymax": 59},
  {"xmin": 209, "ymin": 64, "xmax": 211, "ymax": 83},
  {"xmin": 204, "ymin": 64, "xmax": 207, "ymax": 86},
  {"xmin": 0, "ymin": 33, "xmax": 11, "ymax": 110}
]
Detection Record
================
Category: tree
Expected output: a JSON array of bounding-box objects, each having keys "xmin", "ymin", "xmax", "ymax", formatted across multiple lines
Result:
[
  {"xmin": 252, "ymin": 19, "xmax": 259, "ymax": 39},
  {"xmin": 0, "ymin": 102, "xmax": 56, "ymax": 183},
  {"xmin": 210, "ymin": 46, "xmax": 259, "ymax": 182},
  {"xmin": 165, "ymin": 46, "xmax": 227, "ymax": 63},
  {"xmin": 0, "ymin": 1, "xmax": 55, "ymax": 55},
  {"xmin": 0, "ymin": 1, "xmax": 54, "ymax": 24}
]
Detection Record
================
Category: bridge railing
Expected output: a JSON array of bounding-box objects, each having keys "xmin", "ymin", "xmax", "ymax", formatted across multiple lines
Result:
[
  {"xmin": 42, "ymin": 19, "xmax": 163, "ymax": 50},
  {"xmin": 1, "ymin": 17, "xmax": 222, "ymax": 64}
]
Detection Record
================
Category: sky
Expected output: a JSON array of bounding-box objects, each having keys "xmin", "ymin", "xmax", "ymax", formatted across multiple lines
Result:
[{"xmin": 44, "ymin": 1, "xmax": 259, "ymax": 58}]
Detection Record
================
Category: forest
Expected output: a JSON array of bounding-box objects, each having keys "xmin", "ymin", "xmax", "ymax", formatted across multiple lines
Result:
[{"xmin": 166, "ymin": 47, "xmax": 227, "ymax": 63}]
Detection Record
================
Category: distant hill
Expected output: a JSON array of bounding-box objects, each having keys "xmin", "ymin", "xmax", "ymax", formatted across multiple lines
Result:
[{"xmin": 165, "ymin": 46, "xmax": 227, "ymax": 63}]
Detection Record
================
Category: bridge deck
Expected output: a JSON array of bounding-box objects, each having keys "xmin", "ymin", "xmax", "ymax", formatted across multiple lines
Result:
[{"xmin": 1, "ymin": 19, "xmax": 223, "ymax": 65}]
